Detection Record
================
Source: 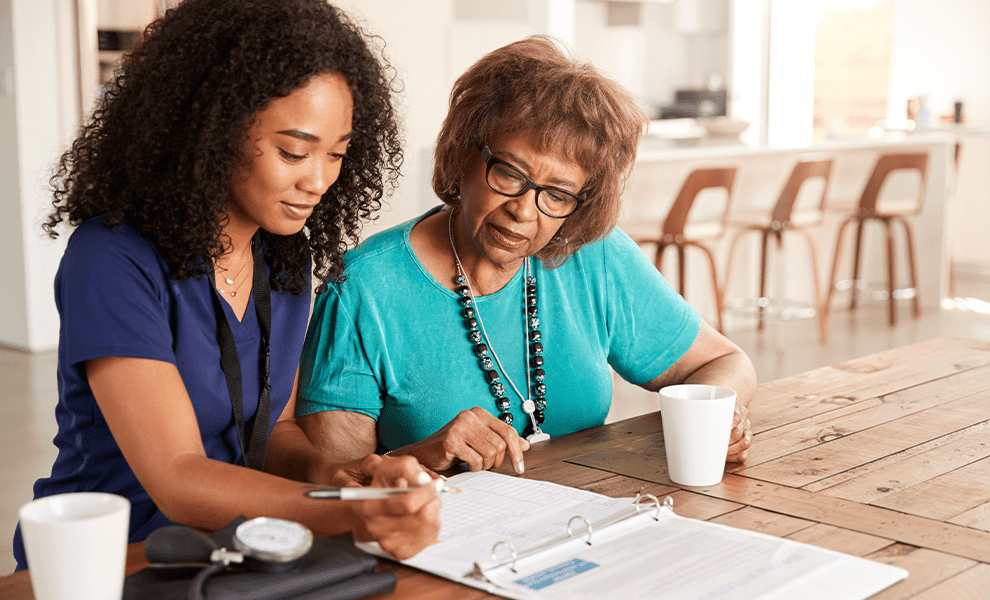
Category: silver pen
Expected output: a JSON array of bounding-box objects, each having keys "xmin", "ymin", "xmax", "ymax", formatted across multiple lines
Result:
[{"xmin": 305, "ymin": 474, "xmax": 459, "ymax": 500}]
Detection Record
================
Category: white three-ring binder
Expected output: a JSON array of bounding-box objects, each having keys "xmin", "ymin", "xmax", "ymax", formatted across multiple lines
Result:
[{"xmin": 357, "ymin": 471, "xmax": 907, "ymax": 600}]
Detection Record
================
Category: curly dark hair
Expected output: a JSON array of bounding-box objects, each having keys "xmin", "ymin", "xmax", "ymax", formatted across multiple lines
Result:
[
  {"xmin": 432, "ymin": 36, "xmax": 648, "ymax": 268},
  {"xmin": 44, "ymin": 0, "xmax": 402, "ymax": 294}
]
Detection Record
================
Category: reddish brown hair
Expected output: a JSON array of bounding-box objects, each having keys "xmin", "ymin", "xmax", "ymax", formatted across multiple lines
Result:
[{"xmin": 432, "ymin": 35, "xmax": 648, "ymax": 267}]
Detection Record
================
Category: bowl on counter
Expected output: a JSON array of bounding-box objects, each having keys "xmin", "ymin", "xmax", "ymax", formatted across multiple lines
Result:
[{"xmin": 698, "ymin": 117, "xmax": 749, "ymax": 138}]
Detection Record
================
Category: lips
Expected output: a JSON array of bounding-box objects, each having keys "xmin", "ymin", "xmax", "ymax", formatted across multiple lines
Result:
[
  {"xmin": 488, "ymin": 223, "xmax": 529, "ymax": 249},
  {"xmin": 281, "ymin": 201, "xmax": 318, "ymax": 219}
]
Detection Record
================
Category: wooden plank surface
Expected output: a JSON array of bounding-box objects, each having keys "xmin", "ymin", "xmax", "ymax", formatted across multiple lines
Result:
[
  {"xmin": 751, "ymin": 338, "xmax": 990, "ymax": 430},
  {"xmin": 737, "ymin": 391, "xmax": 990, "ymax": 487},
  {"xmin": 737, "ymin": 363, "xmax": 990, "ymax": 473},
  {"xmin": 5, "ymin": 337, "xmax": 989, "ymax": 600},
  {"xmin": 701, "ymin": 474, "xmax": 990, "ymax": 563},
  {"xmin": 866, "ymin": 545, "xmax": 979, "ymax": 600}
]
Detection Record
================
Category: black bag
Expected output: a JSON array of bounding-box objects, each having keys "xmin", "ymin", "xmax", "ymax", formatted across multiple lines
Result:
[{"xmin": 123, "ymin": 518, "xmax": 397, "ymax": 600}]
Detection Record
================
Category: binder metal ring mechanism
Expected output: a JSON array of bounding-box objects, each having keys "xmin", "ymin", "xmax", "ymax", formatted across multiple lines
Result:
[
  {"xmin": 470, "ymin": 493, "xmax": 670, "ymax": 584},
  {"xmin": 565, "ymin": 516, "xmax": 593, "ymax": 545}
]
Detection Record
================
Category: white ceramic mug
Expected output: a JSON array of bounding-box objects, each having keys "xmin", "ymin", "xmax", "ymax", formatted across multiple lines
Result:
[
  {"xmin": 659, "ymin": 384, "xmax": 737, "ymax": 487},
  {"xmin": 19, "ymin": 492, "xmax": 131, "ymax": 600}
]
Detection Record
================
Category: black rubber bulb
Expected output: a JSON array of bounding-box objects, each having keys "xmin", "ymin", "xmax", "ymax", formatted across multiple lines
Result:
[{"xmin": 144, "ymin": 525, "xmax": 218, "ymax": 564}]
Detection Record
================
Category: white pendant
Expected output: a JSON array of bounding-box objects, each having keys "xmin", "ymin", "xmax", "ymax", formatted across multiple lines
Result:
[
  {"xmin": 522, "ymin": 399, "xmax": 536, "ymax": 414},
  {"xmin": 225, "ymin": 277, "xmax": 235, "ymax": 285},
  {"xmin": 526, "ymin": 431, "xmax": 550, "ymax": 443}
]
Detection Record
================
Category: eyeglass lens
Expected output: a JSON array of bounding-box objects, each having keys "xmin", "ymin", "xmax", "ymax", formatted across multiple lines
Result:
[{"xmin": 485, "ymin": 158, "xmax": 582, "ymax": 218}]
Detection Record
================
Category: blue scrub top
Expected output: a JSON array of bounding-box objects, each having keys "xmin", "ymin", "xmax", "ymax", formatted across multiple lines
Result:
[{"xmin": 13, "ymin": 217, "xmax": 310, "ymax": 571}]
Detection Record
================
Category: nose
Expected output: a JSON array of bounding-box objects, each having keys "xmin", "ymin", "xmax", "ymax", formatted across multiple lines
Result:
[
  {"xmin": 299, "ymin": 158, "xmax": 341, "ymax": 196},
  {"xmin": 504, "ymin": 188, "xmax": 541, "ymax": 222}
]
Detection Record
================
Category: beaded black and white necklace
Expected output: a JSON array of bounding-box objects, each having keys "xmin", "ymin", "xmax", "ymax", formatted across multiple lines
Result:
[{"xmin": 448, "ymin": 209, "xmax": 550, "ymax": 443}]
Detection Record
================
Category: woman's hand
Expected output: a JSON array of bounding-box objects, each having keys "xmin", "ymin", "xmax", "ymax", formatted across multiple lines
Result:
[
  {"xmin": 344, "ymin": 455, "xmax": 442, "ymax": 560},
  {"xmin": 726, "ymin": 403, "xmax": 752, "ymax": 463},
  {"xmin": 403, "ymin": 407, "xmax": 530, "ymax": 474},
  {"xmin": 329, "ymin": 454, "xmax": 431, "ymax": 488}
]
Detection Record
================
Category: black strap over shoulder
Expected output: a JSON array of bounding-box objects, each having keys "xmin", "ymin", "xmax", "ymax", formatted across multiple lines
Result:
[{"xmin": 209, "ymin": 232, "xmax": 272, "ymax": 470}]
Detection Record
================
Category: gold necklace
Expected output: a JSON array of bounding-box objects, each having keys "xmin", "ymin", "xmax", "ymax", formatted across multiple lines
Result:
[{"xmin": 215, "ymin": 248, "xmax": 253, "ymax": 298}]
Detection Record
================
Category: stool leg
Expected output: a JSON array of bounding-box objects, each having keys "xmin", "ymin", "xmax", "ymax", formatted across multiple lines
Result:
[
  {"xmin": 899, "ymin": 216, "xmax": 922, "ymax": 318},
  {"xmin": 826, "ymin": 217, "xmax": 854, "ymax": 325},
  {"xmin": 691, "ymin": 242, "xmax": 724, "ymax": 334},
  {"xmin": 677, "ymin": 245, "xmax": 687, "ymax": 299},
  {"xmin": 758, "ymin": 230, "xmax": 770, "ymax": 330},
  {"xmin": 884, "ymin": 218, "xmax": 897, "ymax": 326},
  {"xmin": 850, "ymin": 219, "xmax": 865, "ymax": 310},
  {"xmin": 772, "ymin": 231, "xmax": 785, "ymax": 352},
  {"xmin": 722, "ymin": 229, "xmax": 747, "ymax": 305},
  {"xmin": 797, "ymin": 228, "xmax": 827, "ymax": 343}
]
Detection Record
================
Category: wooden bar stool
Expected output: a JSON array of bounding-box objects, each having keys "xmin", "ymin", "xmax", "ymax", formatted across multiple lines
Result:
[
  {"xmin": 623, "ymin": 167, "xmax": 736, "ymax": 333},
  {"xmin": 825, "ymin": 152, "xmax": 928, "ymax": 326},
  {"xmin": 723, "ymin": 159, "xmax": 832, "ymax": 342}
]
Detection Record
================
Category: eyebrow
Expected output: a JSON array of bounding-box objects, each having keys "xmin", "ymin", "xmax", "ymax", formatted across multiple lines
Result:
[
  {"xmin": 276, "ymin": 129, "xmax": 354, "ymax": 143},
  {"xmin": 498, "ymin": 150, "xmax": 580, "ymax": 190}
]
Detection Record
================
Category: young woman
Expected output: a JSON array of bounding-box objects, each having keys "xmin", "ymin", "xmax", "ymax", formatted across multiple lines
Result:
[{"xmin": 13, "ymin": 0, "xmax": 439, "ymax": 571}]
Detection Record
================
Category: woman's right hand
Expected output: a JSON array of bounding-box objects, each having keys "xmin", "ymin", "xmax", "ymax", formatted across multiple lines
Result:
[
  {"xmin": 405, "ymin": 406, "xmax": 530, "ymax": 474},
  {"xmin": 345, "ymin": 455, "xmax": 442, "ymax": 559}
]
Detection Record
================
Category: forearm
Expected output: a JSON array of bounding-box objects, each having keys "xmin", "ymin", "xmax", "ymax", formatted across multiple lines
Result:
[
  {"xmin": 641, "ymin": 321, "xmax": 757, "ymax": 407},
  {"xmin": 680, "ymin": 349, "xmax": 756, "ymax": 407},
  {"xmin": 265, "ymin": 420, "xmax": 337, "ymax": 484},
  {"xmin": 296, "ymin": 411, "xmax": 378, "ymax": 465},
  {"xmin": 152, "ymin": 453, "xmax": 357, "ymax": 538}
]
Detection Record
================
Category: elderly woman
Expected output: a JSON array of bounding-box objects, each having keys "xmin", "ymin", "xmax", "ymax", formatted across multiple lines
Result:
[{"xmin": 296, "ymin": 36, "xmax": 756, "ymax": 475}]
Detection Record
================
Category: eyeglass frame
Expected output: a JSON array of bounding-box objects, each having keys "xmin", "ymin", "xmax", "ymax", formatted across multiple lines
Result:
[{"xmin": 478, "ymin": 143, "xmax": 586, "ymax": 219}]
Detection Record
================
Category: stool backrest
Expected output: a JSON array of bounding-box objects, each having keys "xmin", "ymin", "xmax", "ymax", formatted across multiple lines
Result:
[
  {"xmin": 771, "ymin": 159, "xmax": 832, "ymax": 225},
  {"xmin": 858, "ymin": 152, "xmax": 928, "ymax": 214},
  {"xmin": 663, "ymin": 167, "xmax": 736, "ymax": 237}
]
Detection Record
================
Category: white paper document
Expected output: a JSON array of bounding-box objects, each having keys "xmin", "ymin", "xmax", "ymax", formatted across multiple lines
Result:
[{"xmin": 368, "ymin": 471, "xmax": 907, "ymax": 600}]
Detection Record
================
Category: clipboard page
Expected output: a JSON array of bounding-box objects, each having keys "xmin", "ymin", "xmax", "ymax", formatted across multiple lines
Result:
[
  {"xmin": 381, "ymin": 471, "xmax": 906, "ymax": 600},
  {"xmin": 480, "ymin": 509, "xmax": 907, "ymax": 600},
  {"xmin": 401, "ymin": 471, "xmax": 635, "ymax": 582}
]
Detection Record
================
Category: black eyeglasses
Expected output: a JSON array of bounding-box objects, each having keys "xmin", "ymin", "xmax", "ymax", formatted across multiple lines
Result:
[{"xmin": 479, "ymin": 143, "xmax": 586, "ymax": 219}]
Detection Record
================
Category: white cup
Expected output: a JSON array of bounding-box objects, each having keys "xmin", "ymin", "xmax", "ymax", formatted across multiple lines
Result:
[
  {"xmin": 659, "ymin": 384, "xmax": 737, "ymax": 486},
  {"xmin": 19, "ymin": 492, "xmax": 131, "ymax": 600}
]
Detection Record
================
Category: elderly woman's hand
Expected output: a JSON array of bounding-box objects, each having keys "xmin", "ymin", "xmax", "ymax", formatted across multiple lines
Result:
[
  {"xmin": 726, "ymin": 403, "xmax": 752, "ymax": 463},
  {"xmin": 344, "ymin": 455, "xmax": 442, "ymax": 560},
  {"xmin": 406, "ymin": 406, "xmax": 531, "ymax": 474}
]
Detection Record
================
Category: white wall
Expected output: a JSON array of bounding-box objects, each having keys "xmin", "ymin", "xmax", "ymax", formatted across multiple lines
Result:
[
  {"xmin": 887, "ymin": 0, "xmax": 990, "ymax": 126},
  {"xmin": 0, "ymin": 0, "xmax": 74, "ymax": 351}
]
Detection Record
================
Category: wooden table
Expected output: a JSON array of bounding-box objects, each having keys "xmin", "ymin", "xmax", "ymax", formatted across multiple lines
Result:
[{"xmin": 4, "ymin": 336, "xmax": 989, "ymax": 599}]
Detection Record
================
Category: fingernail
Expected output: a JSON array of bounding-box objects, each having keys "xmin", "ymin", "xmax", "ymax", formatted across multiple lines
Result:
[
  {"xmin": 516, "ymin": 461, "xmax": 525, "ymax": 474},
  {"xmin": 434, "ymin": 478, "xmax": 446, "ymax": 493},
  {"xmin": 416, "ymin": 471, "xmax": 432, "ymax": 486}
]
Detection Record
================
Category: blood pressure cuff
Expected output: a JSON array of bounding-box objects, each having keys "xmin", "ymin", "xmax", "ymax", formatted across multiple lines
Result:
[{"xmin": 123, "ymin": 517, "xmax": 397, "ymax": 600}]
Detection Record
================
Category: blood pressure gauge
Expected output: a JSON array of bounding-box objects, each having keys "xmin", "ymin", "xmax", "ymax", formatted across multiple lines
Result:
[{"xmin": 233, "ymin": 517, "xmax": 313, "ymax": 565}]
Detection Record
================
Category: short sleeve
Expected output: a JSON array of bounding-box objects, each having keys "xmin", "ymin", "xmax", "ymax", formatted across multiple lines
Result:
[
  {"xmin": 57, "ymin": 221, "xmax": 176, "ymax": 372},
  {"xmin": 603, "ymin": 228, "xmax": 701, "ymax": 385},
  {"xmin": 296, "ymin": 282, "xmax": 384, "ymax": 420}
]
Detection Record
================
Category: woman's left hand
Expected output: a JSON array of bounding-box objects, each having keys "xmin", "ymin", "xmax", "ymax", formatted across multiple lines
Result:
[{"xmin": 726, "ymin": 403, "xmax": 752, "ymax": 463}]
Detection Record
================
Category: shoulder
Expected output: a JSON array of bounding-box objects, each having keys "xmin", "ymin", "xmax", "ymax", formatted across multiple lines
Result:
[
  {"xmin": 63, "ymin": 217, "xmax": 163, "ymax": 272},
  {"xmin": 339, "ymin": 210, "xmax": 433, "ymax": 276},
  {"xmin": 562, "ymin": 227, "xmax": 642, "ymax": 268}
]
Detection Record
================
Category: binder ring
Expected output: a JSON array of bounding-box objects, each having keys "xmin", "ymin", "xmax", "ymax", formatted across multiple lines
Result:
[
  {"xmin": 634, "ymin": 493, "xmax": 662, "ymax": 520},
  {"xmin": 566, "ymin": 516, "xmax": 594, "ymax": 545},
  {"xmin": 490, "ymin": 541, "xmax": 518, "ymax": 572}
]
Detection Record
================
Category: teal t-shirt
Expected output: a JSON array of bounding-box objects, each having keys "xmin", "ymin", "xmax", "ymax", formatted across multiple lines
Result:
[{"xmin": 297, "ymin": 209, "xmax": 700, "ymax": 450}]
